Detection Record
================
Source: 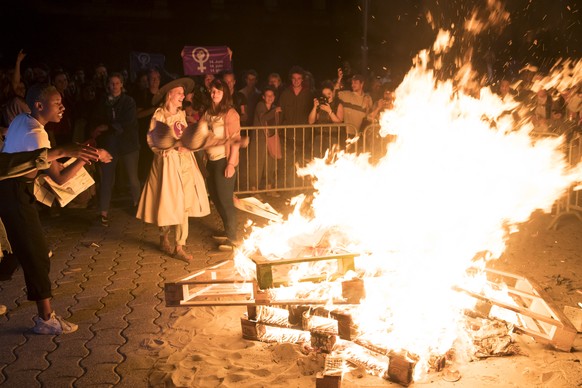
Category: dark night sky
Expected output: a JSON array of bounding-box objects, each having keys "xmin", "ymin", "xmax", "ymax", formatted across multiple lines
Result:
[{"xmin": 1, "ymin": 0, "xmax": 581, "ymax": 85}]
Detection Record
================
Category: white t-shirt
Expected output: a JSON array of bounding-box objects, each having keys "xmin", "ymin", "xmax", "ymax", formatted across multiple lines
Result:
[
  {"xmin": 204, "ymin": 114, "xmax": 227, "ymax": 161},
  {"xmin": 2, "ymin": 113, "xmax": 51, "ymax": 153}
]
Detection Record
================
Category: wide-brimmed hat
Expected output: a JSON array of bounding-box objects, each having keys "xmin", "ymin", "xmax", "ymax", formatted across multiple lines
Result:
[{"xmin": 152, "ymin": 77, "xmax": 195, "ymax": 106}]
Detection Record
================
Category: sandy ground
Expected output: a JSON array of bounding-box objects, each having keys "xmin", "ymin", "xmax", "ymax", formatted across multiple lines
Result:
[{"xmin": 144, "ymin": 202, "xmax": 582, "ymax": 388}]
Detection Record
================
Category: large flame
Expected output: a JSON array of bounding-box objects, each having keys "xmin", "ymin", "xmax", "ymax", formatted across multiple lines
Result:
[{"xmin": 234, "ymin": 24, "xmax": 581, "ymax": 381}]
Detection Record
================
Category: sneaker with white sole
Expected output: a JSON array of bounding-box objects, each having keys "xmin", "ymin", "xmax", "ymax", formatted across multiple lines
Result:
[
  {"xmin": 33, "ymin": 311, "xmax": 78, "ymax": 335},
  {"xmin": 212, "ymin": 235, "xmax": 228, "ymax": 243},
  {"xmin": 218, "ymin": 239, "xmax": 242, "ymax": 252}
]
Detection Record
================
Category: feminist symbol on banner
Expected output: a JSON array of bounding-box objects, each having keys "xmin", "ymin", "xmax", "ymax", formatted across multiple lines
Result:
[
  {"xmin": 191, "ymin": 47, "xmax": 210, "ymax": 73},
  {"xmin": 137, "ymin": 53, "xmax": 151, "ymax": 67}
]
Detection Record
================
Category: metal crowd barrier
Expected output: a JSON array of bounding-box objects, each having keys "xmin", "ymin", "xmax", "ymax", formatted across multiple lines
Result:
[
  {"xmin": 359, "ymin": 123, "xmax": 400, "ymax": 163},
  {"xmin": 547, "ymin": 129, "xmax": 582, "ymax": 229},
  {"xmin": 234, "ymin": 122, "xmax": 400, "ymax": 195},
  {"xmin": 235, "ymin": 122, "xmax": 582, "ymax": 230},
  {"xmin": 235, "ymin": 123, "xmax": 356, "ymax": 195}
]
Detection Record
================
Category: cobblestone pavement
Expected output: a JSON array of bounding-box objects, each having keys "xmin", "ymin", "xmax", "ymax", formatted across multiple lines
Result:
[{"xmin": 0, "ymin": 195, "xmax": 252, "ymax": 388}]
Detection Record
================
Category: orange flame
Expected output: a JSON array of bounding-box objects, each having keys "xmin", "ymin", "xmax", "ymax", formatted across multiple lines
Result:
[{"xmin": 236, "ymin": 27, "xmax": 582, "ymax": 380}]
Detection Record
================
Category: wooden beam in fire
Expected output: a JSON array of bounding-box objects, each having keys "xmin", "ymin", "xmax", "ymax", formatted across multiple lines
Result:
[
  {"xmin": 251, "ymin": 253, "xmax": 357, "ymax": 290},
  {"xmin": 457, "ymin": 268, "xmax": 577, "ymax": 352}
]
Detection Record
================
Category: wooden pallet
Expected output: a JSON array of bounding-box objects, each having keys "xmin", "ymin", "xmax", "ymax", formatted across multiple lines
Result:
[
  {"xmin": 457, "ymin": 268, "xmax": 577, "ymax": 351},
  {"xmin": 164, "ymin": 257, "xmax": 363, "ymax": 307},
  {"xmin": 251, "ymin": 253, "xmax": 357, "ymax": 289},
  {"xmin": 165, "ymin": 261, "xmax": 575, "ymax": 351},
  {"xmin": 164, "ymin": 260, "xmax": 253, "ymax": 306}
]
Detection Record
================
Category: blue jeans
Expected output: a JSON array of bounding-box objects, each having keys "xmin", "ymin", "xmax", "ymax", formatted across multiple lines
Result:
[{"xmin": 206, "ymin": 157, "xmax": 237, "ymax": 241}]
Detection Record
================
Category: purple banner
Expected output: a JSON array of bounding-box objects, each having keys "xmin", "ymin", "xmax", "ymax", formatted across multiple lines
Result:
[
  {"xmin": 129, "ymin": 51, "xmax": 166, "ymax": 81},
  {"xmin": 181, "ymin": 46, "xmax": 232, "ymax": 76}
]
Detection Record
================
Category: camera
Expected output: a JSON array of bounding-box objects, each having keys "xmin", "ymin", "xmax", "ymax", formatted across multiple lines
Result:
[{"xmin": 317, "ymin": 96, "xmax": 328, "ymax": 105}]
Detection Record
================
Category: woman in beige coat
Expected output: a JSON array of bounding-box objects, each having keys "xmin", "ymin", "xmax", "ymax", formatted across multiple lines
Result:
[{"xmin": 136, "ymin": 78, "xmax": 210, "ymax": 261}]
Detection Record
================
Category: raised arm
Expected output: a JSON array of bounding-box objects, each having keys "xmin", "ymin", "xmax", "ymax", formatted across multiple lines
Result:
[
  {"xmin": 333, "ymin": 67, "xmax": 343, "ymax": 94},
  {"xmin": 11, "ymin": 50, "xmax": 25, "ymax": 94}
]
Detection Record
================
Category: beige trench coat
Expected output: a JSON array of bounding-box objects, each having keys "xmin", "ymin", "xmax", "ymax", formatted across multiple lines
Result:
[{"xmin": 136, "ymin": 109, "xmax": 210, "ymax": 226}]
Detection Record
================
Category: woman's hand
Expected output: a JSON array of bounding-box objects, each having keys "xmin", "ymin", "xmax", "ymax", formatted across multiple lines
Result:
[
  {"xmin": 16, "ymin": 49, "xmax": 26, "ymax": 64},
  {"xmin": 319, "ymin": 103, "xmax": 332, "ymax": 114},
  {"xmin": 235, "ymin": 137, "xmax": 250, "ymax": 148},
  {"xmin": 225, "ymin": 163, "xmax": 236, "ymax": 178},
  {"xmin": 97, "ymin": 148, "xmax": 113, "ymax": 163}
]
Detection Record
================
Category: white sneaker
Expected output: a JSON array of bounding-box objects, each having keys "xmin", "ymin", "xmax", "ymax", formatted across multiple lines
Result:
[
  {"xmin": 212, "ymin": 235, "xmax": 228, "ymax": 242},
  {"xmin": 218, "ymin": 239, "xmax": 242, "ymax": 252},
  {"xmin": 33, "ymin": 311, "xmax": 78, "ymax": 335}
]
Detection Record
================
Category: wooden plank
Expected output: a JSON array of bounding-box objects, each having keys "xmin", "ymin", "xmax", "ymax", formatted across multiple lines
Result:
[
  {"xmin": 342, "ymin": 278, "xmax": 365, "ymax": 303},
  {"xmin": 253, "ymin": 253, "xmax": 358, "ymax": 289},
  {"xmin": 186, "ymin": 283, "xmax": 253, "ymax": 299},
  {"xmin": 178, "ymin": 298, "xmax": 354, "ymax": 307},
  {"xmin": 177, "ymin": 260, "xmax": 232, "ymax": 282},
  {"xmin": 387, "ymin": 352, "xmax": 417, "ymax": 386},
  {"xmin": 256, "ymin": 263, "xmax": 274, "ymax": 290},
  {"xmin": 164, "ymin": 282, "xmax": 185, "ymax": 307},
  {"xmin": 479, "ymin": 269, "xmax": 573, "ymax": 328},
  {"xmin": 455, "ymin": 287, "xmax": 568, "ymax": 328},
  {"xmin": 240, "ymin": 314, "xmax": 265, "ymax": 341},
  {"xmin": 173, "ymin": 263, "xmax": 250, "ymax": 285},
  {"xmin": 338, "ymin": 256, "xmax": 355, "ymax": 274},
  {"xmin": 311, "ymin": 332, "xmax": 337, "ymax": 353},
  {"xmin": 457, "ymin": 269, "xmax": 577, "ymax": 351},
  {"xmin": 524, "ymin": 277, "xmax": 577, "ymax": 351},
  {"xmin": 329, "ymin": 310, "xmax": 357, "ymax": 341},
  {"xmin": 251, "ymin": 253, "xmax": 357, "ymax": 266},
  {"xmin": 315, "ymin": 374, "xmax": 342, "ymax": 388}
]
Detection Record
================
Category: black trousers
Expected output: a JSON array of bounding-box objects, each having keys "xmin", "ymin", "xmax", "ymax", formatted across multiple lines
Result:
[{"xmin": 0, "ymin": 179, "xmax": 51, "ymax": 301}]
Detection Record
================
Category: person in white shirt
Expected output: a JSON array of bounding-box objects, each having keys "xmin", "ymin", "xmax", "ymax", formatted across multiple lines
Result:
[{"xmin": 0, "ymin": 83, "xmax": 105, "ymax": 335}]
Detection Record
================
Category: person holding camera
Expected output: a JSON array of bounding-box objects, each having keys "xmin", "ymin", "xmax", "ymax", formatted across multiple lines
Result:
[
  {"xmin": 308, "ymin": 81, "xmax": 344, "ymax": 125},
  {"xmin": 309, "ymin": 81, "xmax": 344, "ymax": 158}
]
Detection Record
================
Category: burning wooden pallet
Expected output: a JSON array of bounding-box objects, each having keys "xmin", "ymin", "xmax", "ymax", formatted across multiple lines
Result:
[
  {"xmin": 164, "ymin": 258, "xmax": 575, "ymax": 386},
  {"xmin": 165, "ymin": 261, "xmax": 575, "ymax": 351},
  {"xmin": 251, "ymin": 252, "xmax": 357, "ymax": 289},
  {"xmin": 164, "ymin": 253, "xmax": 362, "ymax": 307},
  {"xmin": 456, "ymin": 268, "xmax": 577, "ymax": 352},
  {"xmin": 240, "ymin": 304, "xmax": 448, "ymax": 386},
  {"xmin": 164, "ymin": 260, "xmax": 253, "ymax": 307}
]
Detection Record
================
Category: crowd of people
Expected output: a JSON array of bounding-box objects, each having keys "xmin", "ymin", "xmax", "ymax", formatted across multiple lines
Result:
[{"xmin": 0, "ymin": 49, "xmax": 581, "ymax": 335}]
